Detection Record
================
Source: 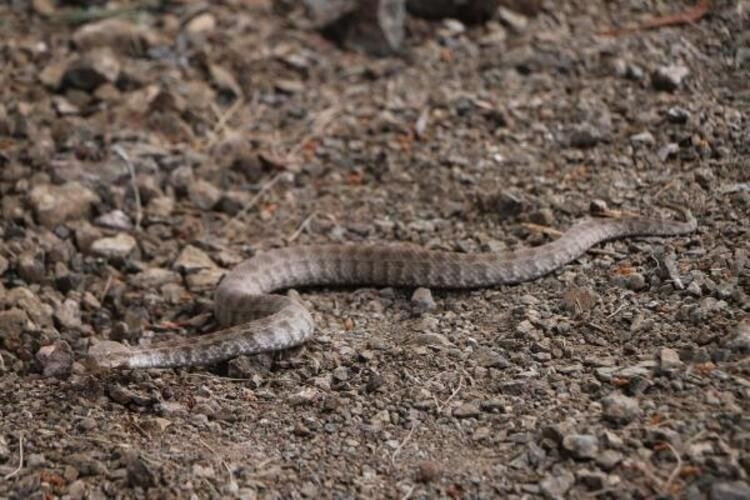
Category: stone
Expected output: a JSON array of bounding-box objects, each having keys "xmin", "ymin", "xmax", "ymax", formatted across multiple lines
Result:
[
  {"xmin": 602, "ymin": 393, "xmax": 641, "ymax": 424},
  {"xmin": 174, "ymin": 245, "xmax": 217, "ymax": 273},
  {"xmin": 90, "ymin": 233, "xmax": 138, "ymax": 260},
  {"xmin": 452, "ymin": 402, "xmax": 481, "ymax": 419},
  {"xmin": 29, "ymin": 182, "xmax": 100, "ymax": 228},
  {"xmin": 17, "ymin": 251, "xmax": 46, "ymax": 283},
  {"xmin": 188, "ymin": 179, "xmax": 223, "ymax": 210},
  {"xmin": 710, "ymin": 481, "xmax": 750, "ymax": 500},
  {"xmin": 63, "ymin": 48, "xmax": 121, "ymax": 91},
  {"xmin": 562, "ymin": 434, "xmax": 599, "ymax": 459},
  {"xmin": 539, "ymin": 469, "xmax": 575, "ymax": 499},
  {"xmin": 36, "ymin": 339, "xmax": 74, "ymax": 378},
  {"xmin": 95, "ymin": 210, "xmax": 133, "ymax": 230},
  {"xmin": 410, "ymin": 287, "xmax": 436, "ymax": 310},
  {"xmin": 72, "ymin": 18, "xmax": 156, "ymax": 54},
  {"xmin": 54, "ymin": 298, "xmax": 82, "ymax": 330},
  {"xmin": 130, "ymin": 268, "xmax": 181, "ymax": 289},
  {"xmin": 651, "ymin": 64, "xmax": 689, "ymax": 92},
  {"xmin": 415, "ymin": 460, "xmax": 442, "ymax": 483},
  {"xmin": 659, "ymin": 347, "xmax": 683, "ymax": 373}
]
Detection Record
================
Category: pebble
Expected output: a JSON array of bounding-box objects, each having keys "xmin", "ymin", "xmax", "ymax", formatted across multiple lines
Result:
[
  {"xmin": 54, "ymin": 298, "xmax": 82, "ymax": 330},
  {"xmin": 474, "ymin": 347, "xmax": 510, "ymax": 368},
  {"xmin": 90, "ymin": 233, "xmax": 138, "ymax": 260},
  {"xmin": 63, "ymin": 48, "xmax": 121, "ymax": 91},
  {"xmin": 35, "ymin": 339, "xmax": 74, "ymax": 377},
  {"xmin": 0, "ymin": 307, "xmax": 30, "ymax": 340},
  {"xmin": 28, "ymin": 181, "xmax": 100, "ymax": 228},
  {"xmin": 17, "ymin": 251, "xmax": 46, "ymax": 283},
  {"xmin": 595, "ymin": 449, "xmax": 624, "ymax": 471},
  {"xmin": 651, "ymin": 64, "xmax": 689, "ymax": 92},
  {"xmin": 188, "ymin": 179, "xmax": 222, "ymax": 210},
  {"xmin": 539, "ymin": 469, "xmax": 575, "ymax": 499},
  {"xmin": 415, "ymin": 461, "xmax": 442, "ymax": 483},
  {"xmin": 95, "ymin": 209, "xmax": 133, "ymax": 230},
  {"xmin": 174, "ymin": 245, "xmax": 217, "ymax": 272},
  {"xmin": 410, "ymin": 332, "xmax": 452, "ymax": 347},
  {"xmin": 602, "ymin": 392, "xmax": 641, "ymax": 424},
  {"xmin": 125, "ymin": 452, "xmax": 156, "ymax": 488},
  {"xmin": 410, "ymin": 287, "xmax": 436, "ymax": 310},
  {"xmin": 659, "ymin": 347, "xmax": 683, "ymax": 373},
  {"xmin": 710, "ymin": 481, "xmax": 750, "ymax": 500},
  {"xmin": 130, "ymin": 268, "xmax": 181, "ymax": 288},
  {"xmin": 727, "ymin": 320, "xmax": 750, "ymax": 353},
  {"xmin": 629, "ymin": 131, "xmax": 655, "ymax": 147},
  {"xmin": 452, "ymin": 402, "xmax": 481, "ymax": 419},
  {"xmin": 562, "ymin": 434, "xmax": 599, "ymax": 459}
]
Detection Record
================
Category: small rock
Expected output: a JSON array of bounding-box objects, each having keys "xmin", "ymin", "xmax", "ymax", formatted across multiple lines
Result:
[
  {"xmin": 727, "ymin": 320, "xmax": 750, "ymax": 352},
  {"xmin": 453, "ymin": 402, "xmax": 481, "ymax": 419},
  {"xmin": 174, "ymin": 245, "xmax": 217, "ymax": 272},
  {"xmin": 54, "ymin": 298, "xmax": 82, "ymax": 330},
  {"xmin": 595, "ymin": 449, "xmax": 624, "ymax": 471},
  {"xmin": 415, "ymin": 461, "xmax": 442, "ymax": 483},
  {"xmin": 36, "ymin": 340, "xmax": 74, "ymax": 378},
  {"xmin": 126, "ymin": 452, "xmax": 156, "ymax": 488},
  {"xmin": 95, "ymin": 210, "xmax": 133, "ymax": 230},
  {"xmin": 474, "ymin": 348, "xmax": 510, "ymax": 368},
  {"xmin": 130, "ymin": 268, "xmax": 181, "ymax": 288},
  {"xmin": 561, "ymin": 286, "xmax": 599, "ymax": 314},
  {"xmin": 185, "ymin": 12, "xmax": 216, "ymax": 34},
  {"xmin": 614, "ymin": 272, "xmax": 647, "ymax": 291},
  {"xmin": 659, "ymin": 347, "xmax": 683, "ymax": 373},
  {"xmin": 29, "ymin": 182, "xmax": 100, "ymax": 228},
  {"xmin": 562, "ymin": 434, "xmax": 599, "ymax": 459},
  {"xmin": 63, "ymin": 48, "xmax": 121, "ymax": 91},
  {"xmin": 666, "ymin": 106, "xmax": 689, "ymax": 124},
  {"xmin": 539, "ymin": 469, "xmax": 575, "ymax": 499},
  {"xmin": 90, "ymin": 233, "xmax": 138, "ymax": 260},
  {"xmin": 0, "ymin": 254, "xmax": 8, "ymax": 275},
  {"xmin": 410, "ymin": 287, "xmax": 436, "ymax": 310},
  {"xmin": 652, "ymin": 64, "xmax": 689, "ymax": 92},
  {"xmin": 410, "ymin": 332, "xmax": 452, "ymax": 347},
  {"xmin": 73, "ymin": 18, "xmax": 156, "ymax": 55},
  {"xmin": 17, "ymin": 251, "xmax": 46, "ymax": 283},
  {"xmin": 710, "ymin": 481, "xmax": 750, "ymax": 500},
  {"xmin": 576, "ymin": 468, "xmax": 607, "ymax": 490},
  {"xmin": 568, "ymin": 124, "xmax": 604, "ymax": 149},
  {"xmin": 27, "ymin": 453, "xmax": 47, "ymax": 468},
  {"xmin": 630, "ymin": 131, "xmax": 655, "ymax": 147},
  {"xmin": 602, "ymin": 392, "xmax": 641, "ymax": 424},
  {"xmin": 188, "ymin": 179, "xmax": 223, "ymax": 210}
]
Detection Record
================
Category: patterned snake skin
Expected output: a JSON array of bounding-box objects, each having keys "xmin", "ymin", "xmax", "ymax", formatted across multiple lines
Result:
[{"xmin": 86, "ymin": 209, "xmax": 696, "ymax": 370}]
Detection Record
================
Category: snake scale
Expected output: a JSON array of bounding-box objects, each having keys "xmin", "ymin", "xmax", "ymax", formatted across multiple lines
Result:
[{"xmin": 86, "ymin": 208, "xmax": 696, "ymax": 370}]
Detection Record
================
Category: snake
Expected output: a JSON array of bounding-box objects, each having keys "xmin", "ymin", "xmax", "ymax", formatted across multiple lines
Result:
[{"xmin": 85, "ymin": 207, "xmax": 696, "ymax": 370}]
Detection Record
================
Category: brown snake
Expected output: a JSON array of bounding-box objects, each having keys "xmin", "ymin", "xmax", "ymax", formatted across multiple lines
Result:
[{"xmin": 86, "ymin": 208, "xmax": 696, "ymax": 370}]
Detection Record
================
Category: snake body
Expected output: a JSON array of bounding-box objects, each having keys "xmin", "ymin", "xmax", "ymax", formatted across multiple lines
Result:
[{"xmin": 87, "ymin": 210, "xmax": 696, "ymax": 370}]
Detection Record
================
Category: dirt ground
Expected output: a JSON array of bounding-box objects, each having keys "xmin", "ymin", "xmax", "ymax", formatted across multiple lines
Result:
[{"xmin": 1, "ymin": 1, "xmax": 749, "ymax": 498}]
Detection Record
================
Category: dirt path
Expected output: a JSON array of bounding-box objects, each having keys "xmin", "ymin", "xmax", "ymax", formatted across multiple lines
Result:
[{"xmin": 1, "ymin": 1, "xmax": 748, "ymax": 498}]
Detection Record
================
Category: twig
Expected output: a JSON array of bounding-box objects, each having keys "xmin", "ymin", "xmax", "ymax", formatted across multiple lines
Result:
[
  {"xmin": 661, "ymin": 442, "xmax": 683, "ymax": 496},
  {"xmin": 113, "ymin": 145, "xmax": 143, "ymax": 231},
  {"xmin": 437, "ymin": 377, "xmax": 464, "ymax": 414},
  {"xmin": 3, "ymin": 433, "xmax": 24, "ymax": 480},
  {"xmin": 390, "ymin": 424, "xmax": 417, "ymax": 467},
  {"xmin": 227, "ymin": 172, "xmax": 286, "ymax": 226},
  {"xmin": 287, "ymin": 212, "xmax": 316, "ymax": 243},
  {"xmin": 99, "ymin": 274, "xmax": 113, "ymax": 304},
  {"xmin": 605, "ymin": 303, "xmax": 627, "ymax": 319},
  {"xmin": 599, "ymin": 0, "xmax": 711, "ymax": 37},
  {"xmin": 205, "ymin": 97, "xmax": 246, "ymax": 150}
]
